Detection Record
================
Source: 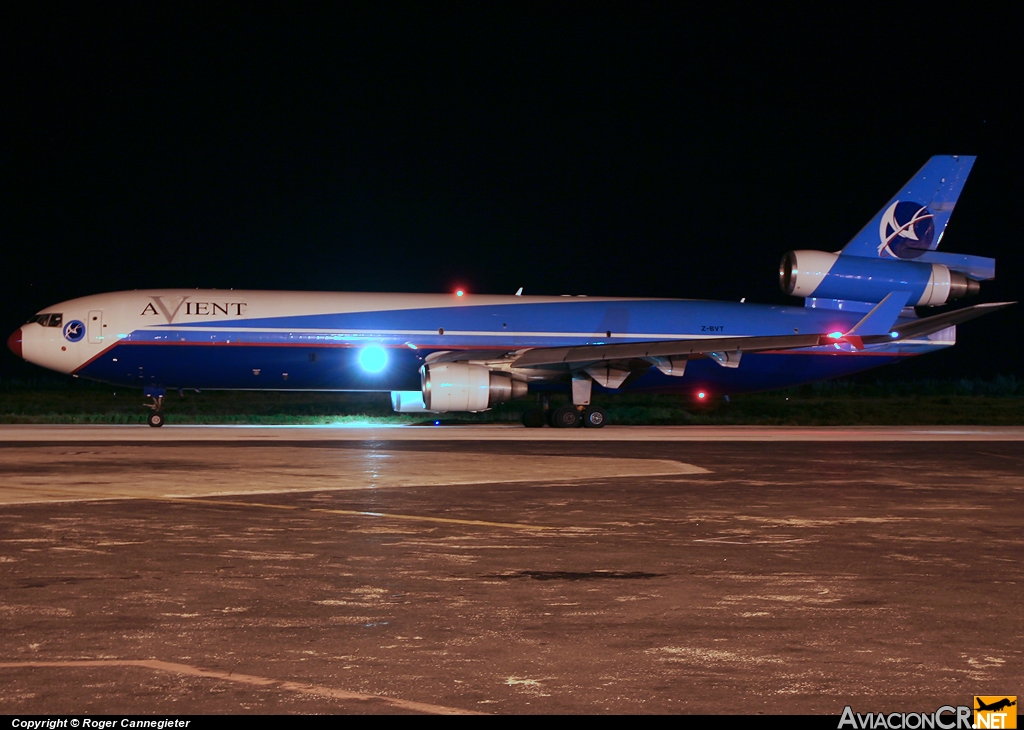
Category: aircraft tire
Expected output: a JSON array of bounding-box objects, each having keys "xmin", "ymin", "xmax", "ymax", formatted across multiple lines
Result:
[
  {"xmin": 147, "ymin": 411, "xmax": 165, "ymax": 428},
  {"xmin": 582, "ymin": 406, "xmax": 607, "ymax": 428},
  {"xmin": 551, "ymin": 405, "xmax": 581, "ymax": 428},
  {"xmin": 522, "ymin": 409, "xmax": 546, "ymax": 428}
]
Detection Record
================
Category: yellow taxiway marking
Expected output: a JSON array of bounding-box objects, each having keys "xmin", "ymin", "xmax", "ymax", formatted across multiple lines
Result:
[
  {"xmin": 0, "ymin": 659, "xmax": 482, "ymax": 715},
  {"xmin": 311, "ymin": 506, "xmax": 552, "ymax": 531},
  {"xmin": 0, "ymin": 447, "xmax": 705, "ymax": 506},
  {"xmin": 165, "ymin": 497, "xmax": 554, "ymax": 531},
  {"xmin": 0, "ymin": 490, "xmax": 559, "ymax": 530}
]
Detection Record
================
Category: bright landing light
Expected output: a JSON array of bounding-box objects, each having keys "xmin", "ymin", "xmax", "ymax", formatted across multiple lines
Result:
[{"xmin": 358, "ymin": 345, "xmax": 388, "ymax": 372}]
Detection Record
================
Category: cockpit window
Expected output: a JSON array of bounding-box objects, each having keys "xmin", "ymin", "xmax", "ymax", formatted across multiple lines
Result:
[{"xmin": 25, "ymin": 313, "xmax": 63, "ymax": 327}]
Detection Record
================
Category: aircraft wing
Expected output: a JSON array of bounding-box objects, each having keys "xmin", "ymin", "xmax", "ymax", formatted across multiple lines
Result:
[
  {"xmin": 510, "ymin": 332, "xmax": 830, "ymax": 369},
  {"xmin": 509, "ymin": 301, "xmax": 1015, "ymax": 369}
]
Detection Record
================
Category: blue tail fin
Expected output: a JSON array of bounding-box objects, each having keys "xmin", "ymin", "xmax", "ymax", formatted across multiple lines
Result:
[{"xmin": 841, "ymin": 155, "xmax": 975, "ymax": 260}]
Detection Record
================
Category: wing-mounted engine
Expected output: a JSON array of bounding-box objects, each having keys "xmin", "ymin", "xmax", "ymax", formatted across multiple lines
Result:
[{"xmin": 420, "ymin": 362, "xmax": 528, "ymax": 413}]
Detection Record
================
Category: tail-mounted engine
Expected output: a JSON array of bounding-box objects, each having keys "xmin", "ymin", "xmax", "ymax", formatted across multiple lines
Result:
[
  {"xmin": 779, "ymin": 250, "xmax": 980, "ymax": 306},
  {"xmin": 420, "ymin": 362, "xmax": 528, "ymax": 413}
]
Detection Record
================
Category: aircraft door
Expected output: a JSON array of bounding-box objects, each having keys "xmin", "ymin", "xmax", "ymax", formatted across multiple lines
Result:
[{"xmin": 88, "ymin": 310, "xmax": 104, "ymax": 344}]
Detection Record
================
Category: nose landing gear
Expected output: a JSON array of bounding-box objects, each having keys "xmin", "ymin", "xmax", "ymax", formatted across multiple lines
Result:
[{"xmin": 143, "ymin": 387, "xmax": 166, "ymax": 427}]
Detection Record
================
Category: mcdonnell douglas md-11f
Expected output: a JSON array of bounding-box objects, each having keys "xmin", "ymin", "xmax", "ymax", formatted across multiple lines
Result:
[{"xmin": 7, "ymin": 156, "xmax": 1013, "ymax": 427}]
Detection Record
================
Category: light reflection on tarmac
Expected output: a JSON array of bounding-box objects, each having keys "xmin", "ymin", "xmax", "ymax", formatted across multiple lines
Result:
[{"xmin": 1, "ymin": 424, "xmax": 1023, "ymax": 441}]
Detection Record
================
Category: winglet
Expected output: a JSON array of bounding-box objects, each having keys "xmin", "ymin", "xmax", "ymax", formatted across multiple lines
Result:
[
  {"xmin": 832, "ymin": 291, "xmax": 912, "ymax": 348},
  {"xmin": 847, "ymin": 291, "xmax": 911, "ymax": 336}
]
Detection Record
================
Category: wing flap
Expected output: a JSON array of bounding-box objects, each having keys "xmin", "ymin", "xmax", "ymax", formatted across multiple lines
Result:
[{"xmin": 510, "ymin": 333, "xmax": 828, "ymax": 369}]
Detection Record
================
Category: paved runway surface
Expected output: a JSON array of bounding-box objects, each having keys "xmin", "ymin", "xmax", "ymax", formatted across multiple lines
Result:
[
  {"xmin": 1, "ymin": 426, "xmax": 1021, "ymax": 713},
  {"xmin": 2, "ymin": 424, "xmax": 1023, "ymax": 441}
]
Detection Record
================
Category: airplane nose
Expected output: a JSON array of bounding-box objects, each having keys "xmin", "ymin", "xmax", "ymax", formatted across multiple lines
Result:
[{"xmin": 7, "ymin": 328, "xmax": 22, "ymax": 359}]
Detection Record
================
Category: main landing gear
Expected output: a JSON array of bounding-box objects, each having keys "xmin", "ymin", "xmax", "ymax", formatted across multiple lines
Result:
[
  {"xmin": 520, "ymin": 386, "xmax": 608, "ymax": 428},
  {"xmin": 549, "ymin": 404, "xmax": 608, "ymax": 428},
  {"xmin": 144, "ymin": 386, "xmax": 166, "ymax": 428},
  {"xmin": 580, "ymin": 405, "xmax": 607, "ymax": 428}
]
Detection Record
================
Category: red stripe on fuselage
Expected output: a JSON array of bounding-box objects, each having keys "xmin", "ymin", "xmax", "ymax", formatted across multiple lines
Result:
[{"xmin": 72, "ymin": 339, "xmax": 914, "ymax": 376}]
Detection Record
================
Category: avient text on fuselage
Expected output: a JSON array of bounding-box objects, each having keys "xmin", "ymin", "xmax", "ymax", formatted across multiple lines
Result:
[{"xmin": 140, "ymin": 300, "xmax": 248, "ymax": 317}]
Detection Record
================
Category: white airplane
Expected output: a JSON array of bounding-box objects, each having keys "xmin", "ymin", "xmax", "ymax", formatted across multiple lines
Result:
[{"xmin": 8, "ymin": 156, "xmax": 1010, "ymax": 427}]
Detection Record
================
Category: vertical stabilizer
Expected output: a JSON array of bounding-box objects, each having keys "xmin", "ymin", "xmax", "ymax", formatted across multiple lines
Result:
[{"xmin": 841, "ymin": 155, "xmax": 975, "ymax": 259}]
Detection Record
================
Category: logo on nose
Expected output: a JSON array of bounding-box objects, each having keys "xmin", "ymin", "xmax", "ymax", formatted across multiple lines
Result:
[{"xmin": 63, "ymin": 320, "xmax": 85, "ymax": 342}]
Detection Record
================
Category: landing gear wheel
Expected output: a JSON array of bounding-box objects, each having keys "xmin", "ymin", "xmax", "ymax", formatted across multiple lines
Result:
[
  {"xmin": 582, "ymin": 406, "xmax": 607, "ymax": 428},
  {"xmin": 551, "ymin": 405, "xmax": 581, "ymax": 428},
  {"xmin": 143, "ymin": 390, "xmax": 166, "ymax": 428},
  {"xmin": 522, "ymin": 409, "xmax": 546, "ymax": 428}
]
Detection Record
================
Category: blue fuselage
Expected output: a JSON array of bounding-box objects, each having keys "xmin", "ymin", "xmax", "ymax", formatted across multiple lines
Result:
[{"xmin": 53, "ymin": 294, "xmax": 931, "ymax": 396}]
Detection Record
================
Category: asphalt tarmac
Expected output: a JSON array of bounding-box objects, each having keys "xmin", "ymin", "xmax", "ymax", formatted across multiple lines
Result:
[{"xmin": 1, "ymin": 426, "xmax": 1021, "ymax": 714}]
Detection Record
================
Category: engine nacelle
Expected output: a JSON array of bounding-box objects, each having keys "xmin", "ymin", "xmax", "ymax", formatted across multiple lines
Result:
[
  {"xmin": 779, "ymin": 250, "xmax": 980, "ymax": 306},
  {"xmin": 420, "ymin": 362, "xmax": 529, "ymax": 413}
]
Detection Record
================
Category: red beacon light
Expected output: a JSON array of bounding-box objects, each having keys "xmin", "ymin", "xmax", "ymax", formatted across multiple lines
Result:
[
  {"xmin": 696, "ymin": 390, "xmax": 707, "ymax": 400},
  {"xmin": 455, "ymin": 289, "xmax": 465, "ymax": 297}
]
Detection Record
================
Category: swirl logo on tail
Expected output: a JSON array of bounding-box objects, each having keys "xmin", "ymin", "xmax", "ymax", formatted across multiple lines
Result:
[{"xmin": 878, "ymin": 200, "xmax": 934, "ymax": 259}]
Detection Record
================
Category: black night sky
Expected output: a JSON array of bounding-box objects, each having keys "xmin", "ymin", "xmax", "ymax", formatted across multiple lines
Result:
[{"xmin": 3, "ymin": 8, "xmax": 1021, "ymax": 380}]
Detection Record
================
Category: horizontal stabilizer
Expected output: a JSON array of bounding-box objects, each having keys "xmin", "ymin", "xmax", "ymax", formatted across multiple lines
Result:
[
  {"xmin": 916, "ymin": 251, "xmax": 995, "ymax": 280},
  {"xmin": 887, "ymin": 302, "xmax": 1015, "ymax": 341}
]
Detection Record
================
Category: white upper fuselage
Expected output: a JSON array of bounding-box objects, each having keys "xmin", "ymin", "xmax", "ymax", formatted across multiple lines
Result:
[{"xmin": 11, "ymin": 288, "xmax": 947, "ymax": 396}]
